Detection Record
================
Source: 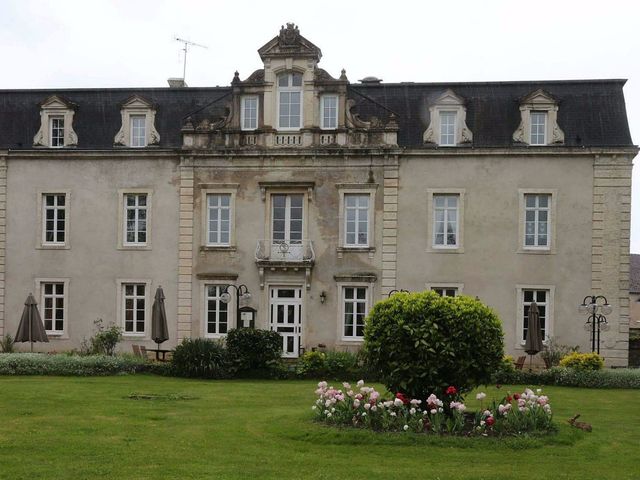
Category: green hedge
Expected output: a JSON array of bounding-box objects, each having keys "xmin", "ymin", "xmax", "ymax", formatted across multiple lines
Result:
[
  {"xmin": 0, "ymin": 353, "xmax": 147, "ymax": 376},
  {"xmin": 495, "ymin": 366, "xmax": 640, "ymax": 389}
]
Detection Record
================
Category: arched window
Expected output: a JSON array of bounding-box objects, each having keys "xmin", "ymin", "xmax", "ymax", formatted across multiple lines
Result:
[{"xmin": 277, "ymin": 72, "xmax": 302, "ymax": 130}]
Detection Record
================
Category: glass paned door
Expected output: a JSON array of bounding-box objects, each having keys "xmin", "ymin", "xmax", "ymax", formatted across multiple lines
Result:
[
  {"xmin": 269, "ymin": 287, "xmax": 302, "ymax": 358},
  {"xmin": 271, "ymin": 194, "xmax": 303, "ymax": 260}
]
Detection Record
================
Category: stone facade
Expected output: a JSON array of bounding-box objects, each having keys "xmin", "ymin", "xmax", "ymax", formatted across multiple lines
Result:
[{"xmin": 0, "ymin": 25, "xmax": 636, "ymax": 364}]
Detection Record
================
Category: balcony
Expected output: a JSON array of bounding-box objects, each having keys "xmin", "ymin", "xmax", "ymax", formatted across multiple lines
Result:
[{"xmin": 255, "ymin": 240, "xmax": 315, "ymax": 289}]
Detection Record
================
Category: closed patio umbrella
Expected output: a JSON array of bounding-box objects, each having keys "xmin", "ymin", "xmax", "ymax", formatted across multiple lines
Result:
[
  {"xmin": 524, "ymin": 301, "xmax": 543, "ymax": 371},
  {"xmin": 15, "ymin": 293, "xmax": 49, "ymax": 352},
  {"xmin": 151, "ymin": 286, "xmax": 169, "ymax": 349}
]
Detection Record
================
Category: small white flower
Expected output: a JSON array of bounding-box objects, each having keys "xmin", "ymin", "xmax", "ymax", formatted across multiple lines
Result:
[
  {"xmin": 331, "ymin": 408, "xmax": 336, "ymax": 413},
  {"xmin": 362, "ymin": 412, "xmax": 367, "ymax": 417},
  {"xmin": 430, "ymin": 409, "xmax": 437, "ymax": 415},
  {"xmin": 356, "ymin": 380, "xmax": 365, "ymax": 387},
  {"xmin": 410, "ymin": 408, "xmax": 416, "ymax": 415},
  {"xmin": 364, "ymin": 403, "xmax": 371, "ymax": 410},
  {"xmin": 476, "ymin": 392, "xmax": 487, "ymax": 401},
  {"xmin": 371, "ymin": 405, "xmax": 377, "ymax": 412},
  {"xmin": 403, "ymin": 425, "xmax": 409, "ymax": 431},
  {"xmin": 312, "ymin": 405, "xmax": 317, "ymax": 410},
  {"xmin": 390, "ymin": 412, "xmax": 397, "ymax": 417},
  {"xmin": 394, "ymin": 398, "xmax": 404, "ymax": 407},
  {"xmin": 536, "ymin": 388, "xmax": 542, "ymax": 394},
  {"xmin": 327, "ymin": 412, "xmax": 332, "ymax": 417},
  {"xmin": 343, "ymin": 382, "xmax": 351, "ymax": 390},
  {"xmin": 480, "ymin": 420, "xmax": 486, "ymax": 426}
]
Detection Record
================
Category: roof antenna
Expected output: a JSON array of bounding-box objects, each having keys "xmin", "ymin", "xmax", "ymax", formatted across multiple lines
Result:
[{"xmin": 175, "ymin": 37, "xmax": 208, "ymax": 85}]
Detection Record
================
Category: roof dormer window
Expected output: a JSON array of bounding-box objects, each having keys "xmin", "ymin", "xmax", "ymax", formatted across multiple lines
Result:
[
  {"xmin": 320, "ymin": 95, "xmax": 338, "ymax": 130},
  {"xmin": 513, "ymin": 89, "xmax": 564, "ymax": 146},
  {"xmin": 33, "ymin": 95, "xmax": 78, "ymax": 148},
  {"xmin": 114, "ymin": 95, "xmax": 160, "ymax": 148},
  {"xmin": 277, "ymin": 72, "xmax": 303, "ymax": 130},
  {"xmin": 423, "ymin": 90, "xmax": 473, "ymax": 147}
]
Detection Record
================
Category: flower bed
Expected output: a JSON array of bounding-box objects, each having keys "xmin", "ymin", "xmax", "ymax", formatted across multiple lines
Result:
[{"xmin": 312, "ymin": 381, "xmax": 555, "ymax": 436}]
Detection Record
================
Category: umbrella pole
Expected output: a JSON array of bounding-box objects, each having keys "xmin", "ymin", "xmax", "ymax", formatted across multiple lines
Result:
[
  {"xmin": 29, "ymin": 308, "xmax": 33, "ymax": 353},
  {"xmin": 528, "ymin": 354, "xmax": 532, "ymax": 372}
]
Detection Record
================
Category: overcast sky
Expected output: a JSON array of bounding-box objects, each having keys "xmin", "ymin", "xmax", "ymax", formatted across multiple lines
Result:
[{"xmin": 1, "ymin": 0, "xmax": 639, "ymax": 249}]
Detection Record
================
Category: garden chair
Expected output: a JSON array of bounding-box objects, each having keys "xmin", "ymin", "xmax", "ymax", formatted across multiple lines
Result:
[
  {"xmin": 132, "ymin": 344, "xmax": 142, "ymax": 358},
  {"xmin": 514, "ymin": 356, "xmax": 527, "ymax": 370},
  {"xmin": 139, "ymin": 345, "xmax": 152, "ymax": 361}
]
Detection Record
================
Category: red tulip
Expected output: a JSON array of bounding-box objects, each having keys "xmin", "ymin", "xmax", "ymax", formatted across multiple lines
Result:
[
  {"xmin": 446, "ymin": 386, "xmax": 457, "ymax": 395},
  {"xmin": 486, "ymin": 416, "xmax": 495, "ymax": 426}
]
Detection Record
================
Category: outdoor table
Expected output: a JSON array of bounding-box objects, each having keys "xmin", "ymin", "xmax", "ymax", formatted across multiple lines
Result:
[{"xmin": 146, "ymin": 348, "xmax": 173, "ymax": 362}]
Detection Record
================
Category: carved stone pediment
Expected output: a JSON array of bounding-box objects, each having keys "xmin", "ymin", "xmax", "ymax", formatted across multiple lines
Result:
[
  {"xmin": 113, "ymin": 94, "xmax": 160, "ymax": 147},
  {"xmin": 258, "ymin": 23, "xmax": 322, "ymax": 61},
  {"xmin": 513, "ymin": 89, "xmax": 564, "ymax": 145},
  {"xmin": 33, "ymin": 95, "xmax": 78, "ymax": 147},
  {"xmin": 423, "ymin": 89, "xmax": 473, "ymax": 145}
]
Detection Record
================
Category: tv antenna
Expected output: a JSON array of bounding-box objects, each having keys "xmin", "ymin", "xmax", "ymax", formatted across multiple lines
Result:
[{"xmin": 175, "ymin": 37, "xmax": 208, "ymax": 84}]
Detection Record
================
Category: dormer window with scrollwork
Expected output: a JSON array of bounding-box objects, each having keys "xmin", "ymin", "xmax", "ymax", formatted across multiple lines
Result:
[{"xmin": 277, "ymin": 72, "xmax": 303, "ymax": 131}]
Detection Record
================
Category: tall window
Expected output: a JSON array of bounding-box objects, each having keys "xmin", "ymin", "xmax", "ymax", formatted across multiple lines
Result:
[
  {"xmin": 123, "ymin": 283, "xmax": 146, "ymax": 334},
  {"xmin": 130, "ymin": 115, "xmax": 146, "ymax": 147},
  {"xmin": 321, "ymin": 95, "xmax": 338, "ymax": 129},
  {"xmin": 42, "ymin": 194, "xmax": 66, "ymax": 245},
  {"xmin": 205, "ymin": 285, "xmax": 229, "ymax": 336},
  {"xmin": 207, "ymin": 194, "xmax": 231, "ymax": 245},
  {"xmin": 343, "ymin": 286, "xmax": 368, "ymax": 339},
  {"xmin": 433, "ymin": 194, "xmax": 459, "ymax": 247},
  {"xmin": 272, "ymin": 194, "xmax": 303, "ymax": 245},
  {"xmin": 522, "ymin": 289, "xmax": 548, "ymax": 342},
  {"xmin": 278, "ymin": 72, "xmax": 302, "ymax": 130},
  {"xmin": 431, "ymin": 287, "xmax": 458, "ymax": 297},
  {"xmin": 50, "ymin": 116, "xmax": 65, "ymax": 147},
  {"xmin": 41, "ymin": 282, "xmax": 65, "ymax": 334},
  {"xmin": 124, "ymin": 193, "xmax": 148, "ymax": 245},
  {"xmin": 241, "ymin": 96, "xmax": 258, "ymax": 130},
  {"xmin": 524, "ymin": 194, "xmax": 550, "ymax": 247},
  {"xmin": 344, "ymin": 194, "xmax": 369, "ymax": 246},
  {"xmin": 530, "ymin": 112, "xmax": 547, "ymax": 145},
  {"xmin": 439, "ymin": 111, "xmax": 456, "ymax": 146}
]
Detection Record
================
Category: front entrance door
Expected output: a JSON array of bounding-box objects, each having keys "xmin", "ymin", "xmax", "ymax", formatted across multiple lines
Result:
[{"xmin": 269, "ymin": 286, "xmax": 302, "ymax": 358}]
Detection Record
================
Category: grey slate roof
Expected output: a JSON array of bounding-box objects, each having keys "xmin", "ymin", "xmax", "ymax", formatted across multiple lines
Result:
[
  {"xmin": 0, "ymin": 79, "xmax": 634, "ymax": 149},
  {"xmin": 630, "ymin": 254, "xmax": 640, "ymax": 293}
]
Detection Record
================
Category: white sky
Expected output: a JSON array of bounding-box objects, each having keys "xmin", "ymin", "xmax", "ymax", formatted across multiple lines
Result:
[{"xmin": 1, "ymin": 0, "xmax": 639, "ymax": 249}]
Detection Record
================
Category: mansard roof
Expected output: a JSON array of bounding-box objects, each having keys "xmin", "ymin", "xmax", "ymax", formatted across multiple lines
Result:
[{"xmin": 0, "ymin": 79, "xmax": 633, "ymax": 150}]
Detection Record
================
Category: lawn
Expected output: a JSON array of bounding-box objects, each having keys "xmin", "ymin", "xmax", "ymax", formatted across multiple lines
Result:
[{"xmin": 0, "ymin": 376, "xmax": 638, "ymax": 480}]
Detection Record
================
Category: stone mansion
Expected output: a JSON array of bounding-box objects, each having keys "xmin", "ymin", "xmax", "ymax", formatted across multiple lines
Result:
[{"xmin": 0, "ymin": 24, "xmax": 636, "ymax": 365}]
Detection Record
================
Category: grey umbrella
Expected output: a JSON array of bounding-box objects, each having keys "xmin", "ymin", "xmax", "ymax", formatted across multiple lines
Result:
[
  {"xmin": 151, "ymin": 286, "xmax": 169, "ymax": 348},
  {"xmin": 524, "ymin": 301, "xmax": 544, "ymax": 370},
  {"xmin": 15, "ymin": 293, "xmax": 49, "ymax": 352}
]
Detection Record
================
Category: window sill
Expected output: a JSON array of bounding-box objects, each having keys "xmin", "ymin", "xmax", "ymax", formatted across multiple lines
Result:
[
  {"xmin": 38, "ymin": 244, "xmax": 70, "ymax": 250},
  {"xmin": 118, "ymin": 245, "xmax": 152, "ymax": 251},
  {"xmin": 517, "ymin": 247, "xmax": 555, "ymax": 255},
  {"xmin": 200, "ymin": 245, "xmax": 237, "ymax": 252},
  {"xmin": 427, "ymin": 246, "xmax": 464, "ymax": 254},
  {"xmin": 204, "ymin": 333, "xmax": 227, "ymax": 339},
  {"xmin": 123, "ymin": 333, "xmax": 147, "ymax": 338},
  {"xmin": 46, "ymin": 333, "xmax": 68, "ymax": 339},
  {"xmin": 337, "ymin": 246, "xmax": 375, "ymax": 258},
  {"xmin": 340, "ymin": 337, "xmax": 365, "ymax": 343}
]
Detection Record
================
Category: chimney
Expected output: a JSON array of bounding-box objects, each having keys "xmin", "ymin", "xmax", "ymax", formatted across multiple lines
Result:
[{"xmin": 167, "ymin": 78, "xmax": 188, "ymax": 88}]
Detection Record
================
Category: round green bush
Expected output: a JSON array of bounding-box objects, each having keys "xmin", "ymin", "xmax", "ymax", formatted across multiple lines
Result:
[
  {"xmin": 364, "ymin": 291, "xmax": 504, "ymax": 399},
  {"xmin": 559, "ymin": 352, "xmax": 604, "ymax": 371}
]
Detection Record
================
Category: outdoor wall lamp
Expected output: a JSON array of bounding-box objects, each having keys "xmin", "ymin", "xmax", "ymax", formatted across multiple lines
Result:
[
  {"xmin": 221, "ymin": 284, "xmax": 251, "ymax": 327},
  {"xmin": 578, "ymin": 295, "xmax": 612, "ymax": 354},
  {"xmin": 387, "ymin": 289, "xmax": 409, "ymax": 298},
  {"xmin": 319, "ymin": 291, "xmax": 326, "ymax": 304}
]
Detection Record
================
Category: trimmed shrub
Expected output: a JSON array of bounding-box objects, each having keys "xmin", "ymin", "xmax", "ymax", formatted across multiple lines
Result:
[
  {"xmin": 296, "ymin": 350, "xmax": 364, "ymax": 380},
  {"xmin": 0, "ymin": 353, "xmax": 146, "ymax": 375},
  {"xmin": 494, "ymin": 366, "xmax": 640, "ymax": 389},
  {"xmin": 171, "ymin": 338, "xmax": 229, "ymax": 378},
  {"xmin": 364, "ymin": 291, "xmax": 504, "ymax": 399},
  {"xmin": 225, "ymin": 328, "xmax": 283, "ymax": 376},
  {"xmin": 559, "ymin": 352, "xmax": 604, "ymax": 371}
]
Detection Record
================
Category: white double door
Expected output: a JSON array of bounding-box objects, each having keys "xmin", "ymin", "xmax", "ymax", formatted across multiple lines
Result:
[{"xmin": 269, "ymin": 286, "xmax": 303, "ymax": 358}]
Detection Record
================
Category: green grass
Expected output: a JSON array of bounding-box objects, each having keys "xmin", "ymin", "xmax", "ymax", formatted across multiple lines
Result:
[{"xmin": 0, "ymin": 376, "xmax": 638, "ymax": 479}]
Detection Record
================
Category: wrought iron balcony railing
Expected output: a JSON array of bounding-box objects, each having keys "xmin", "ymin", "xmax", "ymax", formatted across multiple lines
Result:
[{"xmin": 255, "ymin": 239, "xmax": 315, "ymax": 263}]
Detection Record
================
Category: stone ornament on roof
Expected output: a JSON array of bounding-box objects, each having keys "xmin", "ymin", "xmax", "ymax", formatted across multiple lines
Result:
[{"xmin": 279, "ymin": 23, "xmax": 300, "ymax": 46}]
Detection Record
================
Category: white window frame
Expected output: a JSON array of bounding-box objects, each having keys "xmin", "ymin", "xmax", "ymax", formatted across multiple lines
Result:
[
  {"xmin": 123, "ymin": 193, "xmax": 149, "ymax": 246},
  {"xmin": 529, "ymin": 111, "xmax": 547, "ymax": 146},
  {"xmin": 338, "ymin": 283, "xmax": 372, "ymax": 342},
  {"xmin": 518, "ymin": 189, "xmax": 556, "ymax": 254},
  {"xmin": 515, "ymin": 285, "xmax": 554, "ymax": 348},
  {"xmin": 241, "ymin": 96, "xmax": 259, "ymax": 131},
  {"xmin": 39, "ymin": 191, "xmax": 70, "ymax": 249},
  {"xmin": 206, "ymin": 194, "xmax": 232, "ymax": 246},
  {"xmin": 200, "ymin": 185, "xmax": 238, "ymax": 250},
  {"xmin": 130, "ymin": 115, "xmax": 147, "ymax": 147},
  {"xmin": 320, "ymin": 95, "xmax": 338, "ymax": 130},
  {"xmin": 117, "ymin": 189, "xmax": 152, "ymax": 250},
  {"xmin": 117, "ymin": 279, "xmax": 151, "ymax": 337},
  {"xmin": 344, "ymin": 194, "xmax": 370, "ymax": 247},
  {"xmin": 201, "ymin": 282, "xmax": 232, "ymax": 338},
  {"xmin": 35, "ymin": 277, "xmax": 70, "ymax": 337},
  {"xmin": 439, "ymin": 111, "xmax": 457, "ymax": 146},
  {"xmin": 277, "ymin": 72, "xmax": 303, "ymax": 131},
  {"xmin": 49, "ymin": 116, "xmax": 65, "ymax": 148},
  {"xmin": 337, "ymin": 184, "xmax": 377, "ymax": 256},
  {"xmin": 426, "ymin": 282, "xmax": 464, "ymax": 298},
  {"xmin": 427, "ymin": 189, "xmax": 465, "ymax": 253}
]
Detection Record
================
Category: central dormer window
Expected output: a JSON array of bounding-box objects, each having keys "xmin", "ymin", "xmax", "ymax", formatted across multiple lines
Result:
[{"xmin": 278, "ymin": 72, "xmax": 302, "ymax": 130}]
